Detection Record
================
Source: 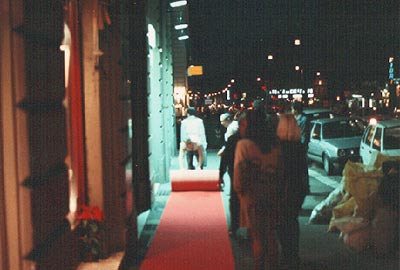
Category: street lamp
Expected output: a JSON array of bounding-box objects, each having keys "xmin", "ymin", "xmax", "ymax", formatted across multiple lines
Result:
[
  {"xmin": 294, "ymin": 65, "xmax": 308, "ymax": 103},
  {"xmin": 174, "ymin": 23, "xmax": 188, "ymax": 30},
  {"xmin": 177, "ymin": 34, "xmax": 189, "ymax": 40},
  {"xmin": 292, "ymin": 37, "xmax": 308, "ymax": 104},
  {"xmin": 170, "ymin": 1, "xmax": 187, "ymax": 8}
]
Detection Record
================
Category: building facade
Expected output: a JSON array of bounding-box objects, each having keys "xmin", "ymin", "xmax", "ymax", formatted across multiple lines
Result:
[{"xmin": 0, "ymin": 1, "xmax": 186, "ymax": 269}]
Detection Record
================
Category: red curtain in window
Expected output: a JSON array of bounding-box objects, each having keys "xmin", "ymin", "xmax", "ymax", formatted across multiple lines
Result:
[{"xmin": 67, "ymin": 0, "xmax": 86, "ymax": 207}]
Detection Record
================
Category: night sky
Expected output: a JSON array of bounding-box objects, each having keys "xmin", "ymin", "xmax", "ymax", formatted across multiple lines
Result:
[{"xmin": 187, "ymin": 0, "xmax": 400, "ymax": 94}]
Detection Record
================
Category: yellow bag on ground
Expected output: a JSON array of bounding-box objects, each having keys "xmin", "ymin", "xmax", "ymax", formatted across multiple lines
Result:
[
  {"xmin": 328, "ymin": 197, "xmax": 355, "ymax": 231},
  {"xmin": 342, "ymin": 161, "xmax": 381, "ymax": 217},
  {"xmin": 333, "ymin": 197, "xmax": 356, "ymax": 218},
  {"xmin": 342, "ymin": 225, "xmax": 371, "ymax": 252},
  {"xmin": 328, "ymin": 161, "xmax": 380, "ymax": 231},
  {"xmin": 329, "ymin": 156, "xmax": 400, "ymax": 251},
  {"xmin": 332, "ymin": 216, "xmax": 371, "ymax": 252}
]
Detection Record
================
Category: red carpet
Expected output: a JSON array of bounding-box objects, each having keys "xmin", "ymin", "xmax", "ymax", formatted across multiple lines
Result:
[
  {"xmin": 170, "ymin": 170, "xmax": 220, "ymax": 191},
  {"xmin": 140, "ymin": 170, "xmax": 234, "ymax": 270}
]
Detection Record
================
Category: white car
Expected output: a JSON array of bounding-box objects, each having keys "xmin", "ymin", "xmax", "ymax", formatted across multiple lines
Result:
[
  {"xmin": 302, "ymin": 107, "xmax": 336, "ymax": 122},
  {"xmin": 308, "ymin": 117, "xmax": 363, "ymax": 175},
  {"xmin": 360, "ymin": 119, "xmax": 400, "ymax": 165}
]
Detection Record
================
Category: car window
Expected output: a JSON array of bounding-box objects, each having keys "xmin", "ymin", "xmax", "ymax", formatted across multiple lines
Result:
[
  {"xmin": 312, "ymin": 123, "xmax": 321, "ymax": 139},
  {"xmin": 350, "ymin": 118, "xmax": 367, "ymax": 130},
  {"xmin": 306, "ymin": 112, "xmax": 333, "ymax": 121},
  {"xmin": 383, "ymin": 126, "xmax": 400, "ymax": 150},
  {"xmin": 366, "ymin": 125, "xmax": 376, "ymax": 146},
  {"xmin": 373, "ymin": 127, "xmax": 382, "ymax": 150},
  {"xmin": 322, "ymin": 120, "xmax": 363, "ymax": 139},
  {"xmin": 362, "ymin": 126, "xmax": 372, "ymax": 144}
]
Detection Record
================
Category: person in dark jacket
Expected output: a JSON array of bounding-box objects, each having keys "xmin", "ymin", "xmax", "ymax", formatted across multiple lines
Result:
[
  {"xmin": 219, "ymin": 111, "xmax": 245, "ymax": 236},
  {"xmin": 219, "ymin": 132, "xmax": 241, "ymax": 236},
  {"xmin": 291, "ymin": 101, "xmax": 311, "ymax": 147},
  {"xmin": 276, "ymin": 113, "xmax": 310, "ymax": 270}
]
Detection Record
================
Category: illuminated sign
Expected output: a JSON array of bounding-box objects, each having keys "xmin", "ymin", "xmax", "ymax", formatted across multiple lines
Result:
[
  {"xmin": 269, "ymin": 88, "xmax": 313, "ymax": 95},
  {"xmin": 268, "ymin": 88, "xmax": 314, "ymax": 99},
  {"xmin": 187, "ymin": 65, "xmax": 203, "ymax": 76}
]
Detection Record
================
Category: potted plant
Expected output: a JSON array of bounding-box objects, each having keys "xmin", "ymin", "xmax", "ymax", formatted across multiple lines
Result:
[{"xmin": 77, "ymin": 205, "xmax": 105, "ymax": 261}]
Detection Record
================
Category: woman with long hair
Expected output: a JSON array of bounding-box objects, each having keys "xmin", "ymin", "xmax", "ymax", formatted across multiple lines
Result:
[{"xmin": 234, "ymin": 110, "xmax": 280, "ymax": 270}]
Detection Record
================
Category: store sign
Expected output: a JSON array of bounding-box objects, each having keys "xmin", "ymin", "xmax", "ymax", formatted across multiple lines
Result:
[
  {"xmin": 187, "ymin": 65, "xmax": 203, "ymax": 76},
  {"xmin": 268, "ymin": 88, "xmax": 314, "ymax": 99},
  {"xmin": 268, "ymin": 88, "xmax": 313, "ymax": 95}
]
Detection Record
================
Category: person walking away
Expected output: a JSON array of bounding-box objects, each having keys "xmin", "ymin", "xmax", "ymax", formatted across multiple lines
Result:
[
  {"xmin": 276, "ymin": 113, "xmax": 310, "ymax": 270},
  {"xmin": 291, "ymin": 101, "xmax": 310, "ymax": 148},
  {"xmin": 253, "ymin": 99, "xmax": 278, "ymax": 133},
  {"xmin": 180, "ymin": 107, "xmax": 207, "ymax": 169},
  {"xmin": 234, "ymin": 110, "xmax": 281, "ymax": 270},
  {"xmin": 219, "ymin": 112, "xmax": 245, "ymax": 237}
]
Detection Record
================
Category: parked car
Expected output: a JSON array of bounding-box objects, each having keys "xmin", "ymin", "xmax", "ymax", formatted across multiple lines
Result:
[
  {"xmin": 302, "ymin": 107, "xmax": 336, "ymax": 122},
  {"xmin": 301, "ymin": 107, "xmax": 337, "ymax": 143},
  {"xmin": 349, "ymin": 114, "xmax": 394, "ymax": 131},
  {"xmin": 359, "ymin": 118, "xmax": 400, "ymax": 165},
  {"xmin": 308, "ymin": 117, "xmax": 364, "ymax": 175}
]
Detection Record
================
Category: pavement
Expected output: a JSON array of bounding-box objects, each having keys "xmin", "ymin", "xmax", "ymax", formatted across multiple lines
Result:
[{"xmin": 78, "ymin": 149, "xmax": 399, "ymax": 270}]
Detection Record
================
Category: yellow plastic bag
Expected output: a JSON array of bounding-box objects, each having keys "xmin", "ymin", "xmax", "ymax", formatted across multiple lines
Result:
[
  {"xmin": 342, "ymin": 161, "xmax": 382, "ymax": 217},
  {"xmin": 342, "ymin": 161, "xmax": 381, "ymax": 200},
  {"xmin": 342, "ymin": 225, "xmax": 371, "ymax": 252},
  {"xmin": 332, "ymin": 216, "xmax": 371, "ymax": 252},
  {"xmin": 328, "ymin": 197, "xmax": 356, "ymax": 231}
]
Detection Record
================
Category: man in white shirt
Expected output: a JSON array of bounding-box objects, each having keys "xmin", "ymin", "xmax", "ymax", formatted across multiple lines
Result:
[
  {"xmin": 180, "ymin": 107, "xmax": 207, "ymax": 169},
  {"xmin": 217, "ymin": 113, "xmax": 239, "ymax": 156}
]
